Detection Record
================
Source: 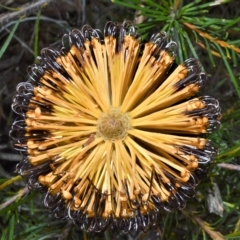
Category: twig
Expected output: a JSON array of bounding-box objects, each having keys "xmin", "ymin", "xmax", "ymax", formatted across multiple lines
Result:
[
  {"xmin": 191, "ymin": 214, "xmax": 225, "ymax": 240},
  {"xmin": 0, "ymin": 186, "xmax": 29, "ymax": 211},
  {"xmin": 182, "ymin": 210, "xmax": 225, "ymax": 240},
  {"xmin": 0, "ymin": 175, "xmax": 22, "ymax": 191},
  {"xmin": 173, "ymin": 0, "xmax": 181, "ymax": 11},
  {"xmin": 183, "ymin": 22, "xmax": 240, "ymax": 53},
  {"xmin": 217, "ymin": 163, "xmax": 240, "ymax": 171},
  {"xmin": 0, "ymin": 0, "xmax": 55, "ymax": 28},
  {"xmin": 196, "ymin": 41, "xmax": 221, "ymax": 58}
]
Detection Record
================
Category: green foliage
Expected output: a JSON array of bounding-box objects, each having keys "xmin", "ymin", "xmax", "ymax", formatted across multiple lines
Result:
[
  {"xmin": 0, "ymin": 0, "xmax": 240, "ymax": 239},
  {"xmin": 113, "ymin": 0, "xmax": 240, "ymax": 97}
]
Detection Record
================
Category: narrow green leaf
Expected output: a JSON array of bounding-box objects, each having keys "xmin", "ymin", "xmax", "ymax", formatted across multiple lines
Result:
[
  {"xmin": 204, "ymin": 37, "xmax": 216, "ymax": 67},
  {"xmin": 0, "ymin": 4, "xmax": 20, "ymax": 11},
  {"xmin": 137, "ymin": 26, "xmax": 155, "ymax": 33},
  {"xmin": 0, "ymin": 19, "xmax": 20, "ymax": 59},
  {"xmin": 174, "ymin": 23, "xmax": 183, "ymax": 63},
  {"xmin": 182, "ymin": 0, "xmax": 227, "ymax": 13},
  {"xmin": 0, "ymin": 192, "xmax": 37, "ymax": 216},
  {"xmin": 214, "ymin": 43, "xmax": 240, "ymax": 98},
  {"xmin": 231, "ymin": 49, "xmax": 237, "ymax": 67},
  {"xmin": 184, "ymin": 30, "xmax": 199, "ymax": 59},
  {"xmin": 16, "ymin": 221, "xmax": 63, "ymax": 237},
  {"xmin": 8, "ymin": 214, "xmax": 15, "ymax": 240},
  {"xmin": 141, "ymin": 0, "xmax": 170, "ymax": 12},
  {"xmin": 181, "ymin": 0, "xmax": 203, "ymax": 11},
  {"xmin": 34, "ymin": 9, "xmax": 42, "ymax": 59},
  {"xmin": 216, "ymin": 143, "xmax": 240, "ymax": 162},
  {"xmin": 30, "ymin": 198, "xmax": 34, "ymax": 215},
  {"xmin": 222, "ymin": 16, "xmax": 240, "ymax": 29},
  {"xmin": 113, "ymin": 0, "xmax": 170, "ymax": 15},
  {"xmin": 229, "ymin": 39, "xmax": 240, "ymax": 45},
  {"xmin": 178, "ymin": 27, "xmax": 188, "ymax": 60},
  {"xmin": 182, "ymin": 2, "xmax": 209, "ymax": 13},
  {"xmin": 111, "ymin": 1, "xmax": 145, "ymax": 11},
  {"xmin": 224, "ymin": 232, "xmax": 240, "ymax": 238},
  {"xmin": 38, "ymin": 233, "xmax": 62, "ymax": 240},
  {"xmin": 162, "ymin": 23, "xmax": 171, "ymax": 32},
  {"xmin": 182, "ymin": 10, "xmax": 209, "ymax": 16},
  {"xmin": 24, "ymin": 228, "xmax": 42, "ymax": 240},
  {"xmin": 208, "ymin": 0, "xmax": 231, "ymax": 6}
]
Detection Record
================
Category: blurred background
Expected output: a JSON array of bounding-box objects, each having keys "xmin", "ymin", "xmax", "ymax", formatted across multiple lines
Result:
[{"xmin": 0, "ymin": 0, "xmax": 239, "ymax": 239}]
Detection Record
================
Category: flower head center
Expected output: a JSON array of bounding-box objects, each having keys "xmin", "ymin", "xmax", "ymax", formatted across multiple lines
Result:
[{"xmin": 97, "ymin": 108, "xmax": 130, "ymax": 141}]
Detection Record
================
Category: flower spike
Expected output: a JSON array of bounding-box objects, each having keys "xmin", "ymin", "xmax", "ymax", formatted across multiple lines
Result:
[{"xmin": 10, "ymin": 21, "xmax": 220, "ymax": 232}]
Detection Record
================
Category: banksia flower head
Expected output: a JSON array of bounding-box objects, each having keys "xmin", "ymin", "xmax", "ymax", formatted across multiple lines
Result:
[{"xmin": 10, "ymin": 21, "xmax": 220, "ymax": 232}]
